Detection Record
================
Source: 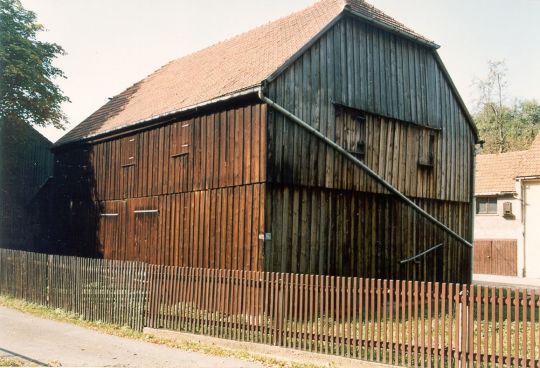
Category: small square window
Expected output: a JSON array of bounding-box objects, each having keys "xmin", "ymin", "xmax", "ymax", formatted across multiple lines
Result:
[{"xmin": 476, "ymin": 197, "xmax": 497, "ymax": 214}]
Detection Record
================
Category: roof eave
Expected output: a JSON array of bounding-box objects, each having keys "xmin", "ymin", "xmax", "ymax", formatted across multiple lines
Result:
[
  {"xmin": 432, "ymin": 51, "xmax": 479, "ymax": 141},
  {"xmin": 53, "ymin": 86, "xmax": 261, "ymax": 150},
  {"xmin": 474, "ymin": 191, "xmax": 516, "ymax": 196}
]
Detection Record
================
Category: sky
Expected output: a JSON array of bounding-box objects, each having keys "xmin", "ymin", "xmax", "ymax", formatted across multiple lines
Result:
[{"xmin": 20, "ymin": 0, "xmax": 540, "ymax": 142}]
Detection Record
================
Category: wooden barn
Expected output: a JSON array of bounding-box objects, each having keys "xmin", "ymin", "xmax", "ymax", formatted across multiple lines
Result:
[
  {"xmin": 51, "ymin": 0, "xmax": 478, "ymax": 283},
  {"xmin": 0, "ymin": 119, "xmax": 54, "ymax": 251}
]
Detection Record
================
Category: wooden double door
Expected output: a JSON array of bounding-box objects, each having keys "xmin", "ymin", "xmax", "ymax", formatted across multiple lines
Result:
[
  {"xmin": 97, "ymin": 197, "xmax": 159, "ymax": 262},
  {"xmin": 473, "ymin": 239, "xmax": 517, "ymax": 276}
]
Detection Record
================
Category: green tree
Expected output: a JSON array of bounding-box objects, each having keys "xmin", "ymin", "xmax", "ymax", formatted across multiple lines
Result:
[
  {"xmin": 0, "ymin": 0, "xmax": 69, "ymax": 129},
  {"xmin": 506, "ymin": 99, "xmax": 540, "ymax": 150},
  {"xmin": 474, "ymin": 61, "xmax": 511, "ymax": 153},
  {"xmin": 474, "ymin": 61, "xmax": 540, "ymax": 153}
]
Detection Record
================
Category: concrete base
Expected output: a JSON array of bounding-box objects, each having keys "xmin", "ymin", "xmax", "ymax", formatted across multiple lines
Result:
[
  {"xmin": 473, "ymin": 273, "xmax": 540, "ymax": 290},
  {"xmin": 144, "ymin": 327, "xmax": 393, "ymax": 368}
]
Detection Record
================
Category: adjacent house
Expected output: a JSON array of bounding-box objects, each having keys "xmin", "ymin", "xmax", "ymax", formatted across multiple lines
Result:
[
  {"xmin": 474, "ymin": 133, "xmax": 540, "ymax": 279},
  {"xmin": 0, "ymin": 119, "xmax": 54, "ymax": 251},
  {"xmin": 51, "ymin": 0, "xmax": 478, "ymax": 283}
]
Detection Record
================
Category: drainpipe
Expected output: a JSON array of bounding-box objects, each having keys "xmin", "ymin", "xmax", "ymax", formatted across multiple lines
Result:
[
  {"xmin": 258, "ymin": 89, "xmax": 473, "ymax": 249},
  {"xmin": 469, "ymin": 142, "xmax": 476, "ymax": 283}
]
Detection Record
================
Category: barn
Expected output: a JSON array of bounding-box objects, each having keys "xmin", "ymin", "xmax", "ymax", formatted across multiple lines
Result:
[{"xmin": 51, "ymin": 0, "xmax": 478, "ymax": 283}]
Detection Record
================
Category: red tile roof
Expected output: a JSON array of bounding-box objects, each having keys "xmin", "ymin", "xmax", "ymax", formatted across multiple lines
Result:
[
  {"xmin": 475, "ymin": 132, "xmax": 540, "ymax": 194},
  {"xmin": 56, "ymin": 0, "xmax": 434, "ymax": 146},
  {"xmin": 518, "ymin": 133, "xmax": 540, "ymax": 178},
  {"xmin": 475, "ymin": 151, "xmax": 525, "ymax": 194}
]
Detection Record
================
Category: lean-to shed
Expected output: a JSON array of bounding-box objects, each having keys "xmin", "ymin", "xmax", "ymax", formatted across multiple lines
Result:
[{"xmin": 52, "ymin": 0, "xmax": 478, "ymax": 283}]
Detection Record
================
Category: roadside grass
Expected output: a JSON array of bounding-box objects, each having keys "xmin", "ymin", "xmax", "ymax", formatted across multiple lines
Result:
[
  {"xmin": 0, "ymin": 357, "xmax": 26, "ymax": 367},
  {"xmin": 0, "ymin": 295, "xmax": 325, "ymax": 368}
]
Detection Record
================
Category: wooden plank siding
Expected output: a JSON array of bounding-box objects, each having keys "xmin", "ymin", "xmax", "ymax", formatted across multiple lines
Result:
[
  {"xmin": 265, "ymin": 185, "xmax": 471, "ymax": 283},
  {"xmin": 266, "ymin": 15, "xmax": 474, "ymax": 203},
  {"xmin": 97, "ymin": 185, "xmax": 265, "ymax": 270},
  {"xmin": 53, "ymin": 102, "xmax": 267, "ymax": 270},
  {"xmin": 55, "ymin": 103, "xmax": 267, "ymax": 201},
  {"xmin": 264, "ymin": 15, "xmax": 474, "ymax": 283}
]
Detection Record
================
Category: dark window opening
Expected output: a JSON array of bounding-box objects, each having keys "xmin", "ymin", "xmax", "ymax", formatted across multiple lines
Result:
[
  {"xmin": 335, "ymin": 106, "xmax": 366, "ymax": 161},
  {"xmin": 418, "ymin": 130, "xmax": 436, "ymax": 168}
]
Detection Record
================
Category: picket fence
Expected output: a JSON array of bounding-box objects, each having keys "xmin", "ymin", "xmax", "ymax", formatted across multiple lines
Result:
[{"xmin": 0, "ymin": 248, "xmax": 538, "ymax": 367}]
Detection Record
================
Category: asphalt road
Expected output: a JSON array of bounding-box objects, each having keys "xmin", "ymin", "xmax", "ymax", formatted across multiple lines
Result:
[{"xmin": 0, "ymin": 306, "xmax": 265, "ymax": 367}]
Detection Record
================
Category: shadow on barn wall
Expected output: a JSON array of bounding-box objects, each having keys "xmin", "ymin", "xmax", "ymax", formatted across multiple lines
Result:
[{"xmin": 50, "ymin": 145, "xmax": 103, "ymax": 258}]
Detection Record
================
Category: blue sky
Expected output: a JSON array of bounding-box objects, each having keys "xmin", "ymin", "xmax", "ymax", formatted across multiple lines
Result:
[{"xmin": 21, "ymin": 0, "xmax": 540, "ymax": 142}]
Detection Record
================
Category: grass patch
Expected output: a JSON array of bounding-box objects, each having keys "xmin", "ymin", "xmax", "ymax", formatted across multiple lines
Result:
[
  {"xmin": 0, "ymin": 357, "xmax": 30, "ymax": 367},
  {"xmin": 0, "ymin": 295, "xmax": 324, "ymax": 368}
]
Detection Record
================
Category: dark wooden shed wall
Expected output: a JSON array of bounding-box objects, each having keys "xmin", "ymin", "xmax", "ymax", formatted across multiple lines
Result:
[{"xmin": 0, "ymin": 120, "xmax": 53, "ymax": 250}]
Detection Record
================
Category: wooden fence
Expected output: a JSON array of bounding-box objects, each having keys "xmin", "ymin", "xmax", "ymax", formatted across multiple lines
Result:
[
  {"xmin": 1, "ymin": 248, "xmax": 539, "ymax": 367},
  {"xmin": 0, "ymin": 248, "xmax": 147, "ymax": 330}
]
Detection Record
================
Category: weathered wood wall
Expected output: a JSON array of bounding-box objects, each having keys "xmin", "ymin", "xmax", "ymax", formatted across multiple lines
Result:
[
  {"xmin": 52, "ymin": 14, "xmax": 476, "ymax": 283},
  {"xmin": 265, "ymin": 184, "xmax": 471, "ymax": 283},
  {"xmin": 265, "ymin": 15, "xmax": 475, "ymax": 282},
  {"xmin": 0, "ymin": 119, "xmax": 53, "ymax": 250},
  {"xmin": 267, "ymin": 14, "xmax": 475, "ymax": 203},
  {"xmin": 53, "ymin": 102, "xmax": 267, "ymax": 268},
  {"xmin": 97, "ymin": 185, "xmax": 265, "ymax": 269}
]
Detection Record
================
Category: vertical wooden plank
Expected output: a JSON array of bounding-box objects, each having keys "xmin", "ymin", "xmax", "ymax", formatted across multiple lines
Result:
[
  {"xmin": 426, "ymin": 282, "xmax": 432, "ymax": 368},
  {"xmin": 522, "ymin": 288, "xmax": 528, "ymax": 368},
  {"xmin": 506, "ymin": 288, "xmax": 512, "ymax": 367},
  {"xmin": 420, "ymin": 282, "xmax": 426, "ymax": 368}
]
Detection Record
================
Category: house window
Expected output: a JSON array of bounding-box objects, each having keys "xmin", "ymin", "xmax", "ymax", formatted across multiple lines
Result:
[
  {"xmin": 476, "ymin": 196, "xmax": 497, "ymax": 214},
  {"xmin": 121, "ymin": 137, "xmax": 137, "ymax": 167},
  {"xmin": 335, "ymin": 106, "xmax": 366, "ymax": 161},
  {"xmin": 418, "ymin": 129, "xmax": 436, "ymax": 167}
]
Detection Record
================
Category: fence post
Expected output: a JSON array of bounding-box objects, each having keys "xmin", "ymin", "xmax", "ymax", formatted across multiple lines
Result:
[{"xmin": 46, "ymin": 254, "xmax": 52, "ymax": 307}]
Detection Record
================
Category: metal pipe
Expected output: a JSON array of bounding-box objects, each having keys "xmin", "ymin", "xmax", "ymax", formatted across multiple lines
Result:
[
  {"xmin": 258, "ymin": 90, "xmax": 473, "ymax": 249},
  {"xmin": 400, "ymin": 243, "xmax": 444, "ymax": 264}
]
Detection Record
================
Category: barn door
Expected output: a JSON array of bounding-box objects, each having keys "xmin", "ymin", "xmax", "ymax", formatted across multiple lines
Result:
[
  {"xmin": 128, "ymin": 197, "xmax": 159, "ymax": 263},
  {"xmin": 97, "ymin": 200, "xmax": 126, "ymax": 259}
]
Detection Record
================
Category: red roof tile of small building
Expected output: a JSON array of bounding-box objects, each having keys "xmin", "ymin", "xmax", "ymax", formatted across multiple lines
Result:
[
  {"xmin": 475, "ymin": 151, "xmax": 526, "ymax": 194},
  {"xmin": 475, "ymin": 132, "xmax": 540, "ymax": 194},
  {"xmin": 56, "ymin": 0, "xmax": 433, "ymax": 146},
  {"xmin": 518, "ymin": 133, "xmax": 540, "ymax": 178}
]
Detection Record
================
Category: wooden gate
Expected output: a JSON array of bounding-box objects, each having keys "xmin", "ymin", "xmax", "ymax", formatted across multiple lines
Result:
[{"xmin": 473, "ymin": 239, "xmax": 517, "ymax": 276}]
